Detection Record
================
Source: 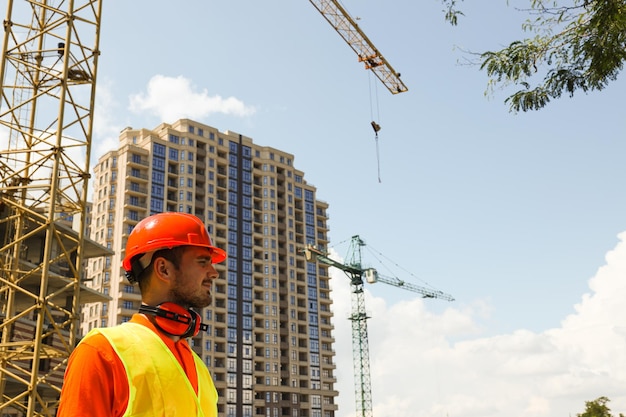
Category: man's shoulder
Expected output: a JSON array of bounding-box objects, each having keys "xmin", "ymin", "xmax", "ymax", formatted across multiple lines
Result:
[{"xmin": 89, "ymin": 322, "xmax": 150, "ymax": 343}]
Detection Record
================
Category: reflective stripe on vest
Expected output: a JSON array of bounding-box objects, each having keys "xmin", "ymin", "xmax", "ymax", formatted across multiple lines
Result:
[{"xmin": 92, "ymin": 323, "xmax": 217, "ymax": 417}]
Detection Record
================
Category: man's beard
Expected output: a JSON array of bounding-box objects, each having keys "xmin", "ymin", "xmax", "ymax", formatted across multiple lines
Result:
[{"xmin": 170, "ymin": 274, "xmax": 212, "ymax": 309}]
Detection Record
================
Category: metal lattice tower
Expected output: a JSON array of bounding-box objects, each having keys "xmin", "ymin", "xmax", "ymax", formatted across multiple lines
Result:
[
  {"xmin": 0, "ymin": 1, "xmax": 106, "ymax": 416},
  {"xmin": 346, "ymin": 236, "xmax": 373, "ymax": 417},
  {"xmin": 306, "ymin": 236, "xmax": 375, "ymax": 417}
]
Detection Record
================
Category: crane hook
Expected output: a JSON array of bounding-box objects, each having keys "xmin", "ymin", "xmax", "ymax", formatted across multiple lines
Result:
[
  {"xmin": 370, "ymin": 121, "xmax": 382, "ymax": 183},
  {"xmin": 370, "ymin": 121, "xmax": 381, "ymax": 136}
]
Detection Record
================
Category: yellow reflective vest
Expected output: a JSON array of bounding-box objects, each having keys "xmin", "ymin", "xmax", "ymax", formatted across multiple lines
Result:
[{"xmin": 95, "ymin": 323, "xmax": 217, "ymax": 417}]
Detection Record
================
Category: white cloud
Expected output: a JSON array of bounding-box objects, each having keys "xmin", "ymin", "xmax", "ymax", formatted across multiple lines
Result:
[
  {"xmin": 332, "ymin": 232, "xmax": 626, "ymax": 417},
  {"xmin": 128, "ymin": 75, "xmax": 256, "ymax": 122},
  {"xmin": 93, "ymin": 79, "xmax": 124, "ymax": 158}
]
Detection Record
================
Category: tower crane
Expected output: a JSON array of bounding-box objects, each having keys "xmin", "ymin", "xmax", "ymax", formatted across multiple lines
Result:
[
  {"xmin": 304, "ymin": 235, "xmax": 454, "ymax": 417},
  {"xmin": 308, "ymin": 0, "xmax": 408, "ymax": 95}
]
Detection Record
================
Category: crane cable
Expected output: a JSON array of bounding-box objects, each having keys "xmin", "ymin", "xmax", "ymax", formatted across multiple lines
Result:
[
  {"xmin": 368, "ymin": 71, "xmax": 382, "ymax": 183},
  {"xmin": 364, "ymin": 243, "xmax": 443, "ymax": 291}
]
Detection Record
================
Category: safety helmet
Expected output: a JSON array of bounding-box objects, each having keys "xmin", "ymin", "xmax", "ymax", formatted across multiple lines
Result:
[{"xmin": 122, "ymin": 212, "xmax": 226, "ymax": 283}]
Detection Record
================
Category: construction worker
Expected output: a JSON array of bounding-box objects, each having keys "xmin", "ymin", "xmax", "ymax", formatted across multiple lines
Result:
[{"xmin": 58, "ymin": 212, "xmax": 226, "ymax": 417}]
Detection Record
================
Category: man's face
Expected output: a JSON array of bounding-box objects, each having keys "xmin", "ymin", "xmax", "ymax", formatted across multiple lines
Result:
[{"xmin": 169, "ymin": 246, "xmax": 219, "ymax": 309}]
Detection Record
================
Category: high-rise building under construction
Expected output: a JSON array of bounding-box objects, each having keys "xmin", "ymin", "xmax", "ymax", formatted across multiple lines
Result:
[{"xmin": 82, "ymin": 118, "xmax": 337, "ymax": 417}]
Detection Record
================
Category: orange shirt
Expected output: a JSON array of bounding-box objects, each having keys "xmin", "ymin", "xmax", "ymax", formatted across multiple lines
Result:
[{"xmin": 57, "ymin": 314, "xmax": 200, "ymax": 417}]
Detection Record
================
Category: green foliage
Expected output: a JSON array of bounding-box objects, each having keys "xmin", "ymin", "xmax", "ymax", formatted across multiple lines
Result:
[
  {"xmin": 442, "ymin": 0, "xmax": 465, "ymax": 26},
  {"xmin": 577, "ymin": 397, "xmax": 625, "ymax": 417},
  {"xmin": 442, "ymin": 0, "xmax": 626, "ymax": 112}
]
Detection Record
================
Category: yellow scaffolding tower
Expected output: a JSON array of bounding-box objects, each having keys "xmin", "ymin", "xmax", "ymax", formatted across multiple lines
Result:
[{"xmin": 0, "ymin": 1, "xmax": 109, "ymax": 415}]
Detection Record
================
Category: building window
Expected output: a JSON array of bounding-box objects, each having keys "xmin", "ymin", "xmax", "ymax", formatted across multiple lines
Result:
[{"xmin": 153, "ymin": 143, "xmax": 166, "ymax": 156}]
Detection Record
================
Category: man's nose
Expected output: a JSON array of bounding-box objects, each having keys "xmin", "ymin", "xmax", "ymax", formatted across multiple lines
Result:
[{"xmin": 208, "ymin": 264, "xmax": 219, "ymax": 279}]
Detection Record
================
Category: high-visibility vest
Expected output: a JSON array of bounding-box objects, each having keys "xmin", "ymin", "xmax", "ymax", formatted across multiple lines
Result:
[{"xmin": 93, "ymin": 323, "xmax": 217, "ymax": 417}]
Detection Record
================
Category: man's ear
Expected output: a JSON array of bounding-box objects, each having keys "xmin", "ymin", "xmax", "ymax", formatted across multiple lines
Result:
[{"xmin": 152, "ymin": 257, "xmax": 173, "ymax": 283}]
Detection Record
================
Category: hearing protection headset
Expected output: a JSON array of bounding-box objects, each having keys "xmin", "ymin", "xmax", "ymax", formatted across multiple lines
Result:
[{"xmin": 139, "ymin": 302, "xmax": 208, "ymax": 338}]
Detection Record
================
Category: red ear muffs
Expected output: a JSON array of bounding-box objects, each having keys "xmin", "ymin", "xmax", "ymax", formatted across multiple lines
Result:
[{"xmin": 139, "ymin": 302, "xmax": 208, "ymax": 338}]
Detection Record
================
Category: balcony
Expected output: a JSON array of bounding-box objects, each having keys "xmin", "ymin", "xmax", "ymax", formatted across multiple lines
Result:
[
  {"xmin": 128, "ymin": 156, "xmax": 149, "ymax": 167},
  {"xmin": 126, "ymin": 170, "xmax": 148, "ymax": 181},
  {"xmin": 127, "ymin": 184, "xmax": 148, "ymax": 195},
  {"xmin": 124, "ymin": 196, "xmax": 147, "ymax": 209}
]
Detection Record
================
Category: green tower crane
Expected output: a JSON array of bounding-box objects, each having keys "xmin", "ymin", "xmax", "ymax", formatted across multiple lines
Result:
[{"xmin": 304, "ymin": 235, "xmax": 454, "ymax": 417}]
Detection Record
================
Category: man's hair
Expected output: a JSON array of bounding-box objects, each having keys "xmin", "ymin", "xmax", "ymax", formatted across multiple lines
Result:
[{"xmin": 137, "ymin": 245, "xmax": 187, "ymax": 292}]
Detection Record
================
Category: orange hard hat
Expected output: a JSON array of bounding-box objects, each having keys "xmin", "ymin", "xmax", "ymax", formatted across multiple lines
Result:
[{"xmin": 122, "ymin": 212, "xmax": 226, "ymax": 277}]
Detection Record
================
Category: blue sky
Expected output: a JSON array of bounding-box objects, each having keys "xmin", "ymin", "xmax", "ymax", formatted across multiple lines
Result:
[{"xmin": 88, "ymin": 1, "xmax": 626, "ymax": 416}]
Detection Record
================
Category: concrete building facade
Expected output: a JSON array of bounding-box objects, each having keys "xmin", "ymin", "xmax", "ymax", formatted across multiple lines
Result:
[{"xmin": 82, "ymin": 119, "xmax": 338, "ymax": 417}]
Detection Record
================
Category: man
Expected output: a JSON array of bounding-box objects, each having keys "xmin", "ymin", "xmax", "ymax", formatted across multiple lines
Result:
[{"xmin": 58, "ymin": 212, "xmax": 226, "ymax": 417}]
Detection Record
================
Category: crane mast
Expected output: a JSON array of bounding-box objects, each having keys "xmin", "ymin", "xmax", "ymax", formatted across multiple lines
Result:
[
  {"xmin": 0, "ymin": 1, "xmax": 106, "ymax": 416},
  {"xmin": 305, "ymin": 235, "xmax": 454, "ymax": 417},
  {"xmin": 346, "ymin": 236, "xmax": 374, "ymax": 417},
  {"xmin": 308, "ymin": 0, "xmax": 408, "ymax": 94},
  {"xmin": 306, "ymin": 237, "xmax": 374, "ymax": 417}
]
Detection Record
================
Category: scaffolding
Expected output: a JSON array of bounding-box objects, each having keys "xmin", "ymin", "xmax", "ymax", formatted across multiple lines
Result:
[{"xmin": 0, "ymin": 1, "xmax": 108, "ymax": 415}]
